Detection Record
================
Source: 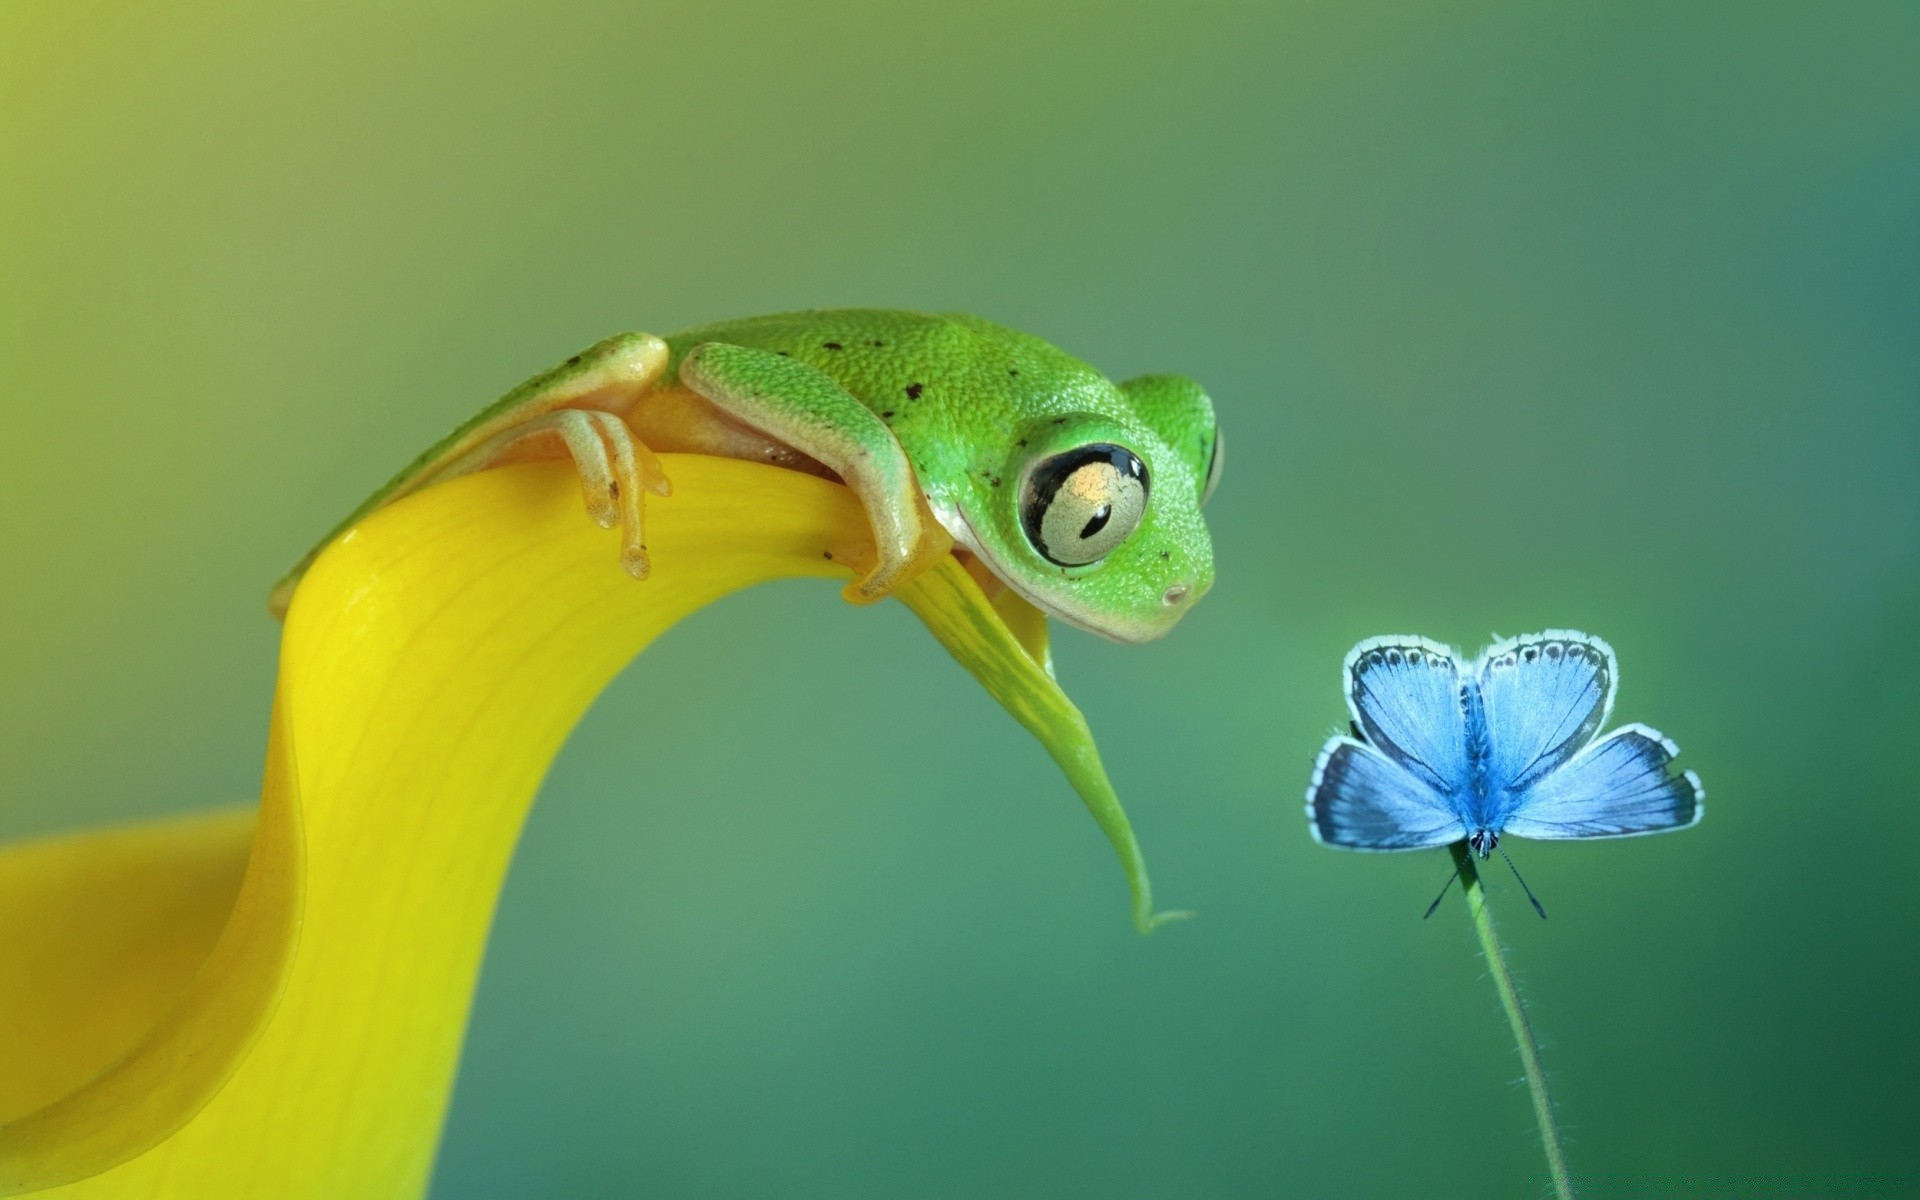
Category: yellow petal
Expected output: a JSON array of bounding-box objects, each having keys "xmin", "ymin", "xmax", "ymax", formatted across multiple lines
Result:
[
  {"xmin": 0, "ymin": 727, "xmax": 302, "ymax": 1195},
  {"xmin": 895, "ymin": 566, "xmax": 1187, "ymax": 937},
  {"xmin": 0, "ymin": 455, "xmax": 1171, "ymax": 1197},
  {"xmin": 990, "ymin": 584, "xmax": 1056, "ymax": 677},
  {"xmin": 0, "ymin": 809, "xmax": 258, "ymax": 1126}
]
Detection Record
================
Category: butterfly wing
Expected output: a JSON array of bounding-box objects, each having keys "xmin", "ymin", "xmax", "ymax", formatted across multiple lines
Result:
[
  {"xmin": 1344, "ymin": 636, "xmax": 1470, "ymax": 794},
  {"xmin": 1477, "ymin": 630, "xmax": 1616, "ymax": 793},
  {"xmin": 1500, "ymin": 724, "xmax": 1704, "ymax": 840},
  {"xmin": 1306, "ymin": 736, "xmax": 1467, "ymax": 850}
]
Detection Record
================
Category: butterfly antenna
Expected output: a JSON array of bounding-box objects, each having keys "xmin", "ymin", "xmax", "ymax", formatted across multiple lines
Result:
[
  {"xmin": 1422, "ymin": 858, "xmax": 1464, "ymax": 919},
  {"xmin": 1498, "ymin": 846, "xmax": 1548, "ymax": 920}
]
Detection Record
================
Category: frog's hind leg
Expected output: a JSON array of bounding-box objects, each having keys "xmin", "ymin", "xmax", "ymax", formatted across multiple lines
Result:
[
  {"xmin": 268, "ymin": 332, "xmax": 670, "ymax": 618},
  {"xmin": 426, "ymin": 407, "xmax": 663, "ymax": 579},
  {"xmin": 383, "ymin": 332, "xmax": 673, "ymax": 511}
]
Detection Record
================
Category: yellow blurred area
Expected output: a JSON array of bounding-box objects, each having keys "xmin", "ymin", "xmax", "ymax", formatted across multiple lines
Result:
[{"xmin": 0, "ymin": 811, "xmax": 252, "ymax": 1125}]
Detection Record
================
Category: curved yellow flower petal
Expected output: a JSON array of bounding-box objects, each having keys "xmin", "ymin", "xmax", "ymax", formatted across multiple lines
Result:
[
  {"xmin": 0, "ymin": 455, "xmax": 1173, "ymax": 1197},
  {"xmin": 0, "ymin": 809, "xmax": 257, "ymax": 1125},
  {"xmin": 0, "ymin": 730, "xmax": 302, "ymax": 1195},
  {"xmin": 894, "ymin": 564, "xmax": 1186, "ymax": 936}
]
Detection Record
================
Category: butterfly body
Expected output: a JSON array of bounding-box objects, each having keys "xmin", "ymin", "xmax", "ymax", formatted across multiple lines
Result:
[{"xmin": 1307, "ymin": 630, "xmax": 1703, "ymax": 854}]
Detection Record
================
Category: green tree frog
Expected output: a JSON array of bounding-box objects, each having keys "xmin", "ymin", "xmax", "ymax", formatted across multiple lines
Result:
[{"xmin": 271, "ymin": 309, "xmax": 1221, "ymax": 642}]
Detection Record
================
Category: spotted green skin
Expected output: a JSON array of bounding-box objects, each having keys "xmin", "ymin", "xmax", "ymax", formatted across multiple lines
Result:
[
  {"xmin": 664, "ymin": 311, "xmax": 1216, "ymax": 642},
  {"xmin": 281, "ymin": 309, "xmax": 1217, "ymax": 642}
]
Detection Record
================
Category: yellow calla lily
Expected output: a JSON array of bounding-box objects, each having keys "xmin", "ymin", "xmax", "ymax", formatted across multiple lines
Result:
[{"xmin": 0, "ymin": 455, "xmax": 1179, "ymax": 1197}]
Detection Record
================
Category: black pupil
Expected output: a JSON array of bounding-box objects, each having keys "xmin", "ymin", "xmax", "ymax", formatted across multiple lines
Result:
[{"xmin": 1079, "ymin": 504, "xmax": 1112, "ymax": 540}]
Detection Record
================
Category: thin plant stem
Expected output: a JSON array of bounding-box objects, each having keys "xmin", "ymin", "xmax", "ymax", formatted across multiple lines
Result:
[{"xmin": 1451, "ymin": 840, "xmax": 1575, "ymax": 1200}]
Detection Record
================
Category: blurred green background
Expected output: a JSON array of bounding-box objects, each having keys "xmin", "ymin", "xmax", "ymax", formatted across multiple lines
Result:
[{"xmin": 3, "ymin": 2, "xmax": 1915, "ymax": 1196}]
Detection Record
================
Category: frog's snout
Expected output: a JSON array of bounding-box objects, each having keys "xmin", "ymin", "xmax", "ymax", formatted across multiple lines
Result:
[{"xmin": 1162, "ymin": 584, "xmax": 1192, "ymax": 607}]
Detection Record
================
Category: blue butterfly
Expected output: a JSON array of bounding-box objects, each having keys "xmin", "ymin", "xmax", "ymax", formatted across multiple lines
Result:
[{"xmin": 1306, "ymin": 630, "xmax": 1703, "ymax": 859}]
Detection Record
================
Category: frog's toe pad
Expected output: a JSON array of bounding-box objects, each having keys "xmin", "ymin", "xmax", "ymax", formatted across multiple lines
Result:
[{"xmin": 839, "ymin": 574, "xmax": 893, "ymax": 606}]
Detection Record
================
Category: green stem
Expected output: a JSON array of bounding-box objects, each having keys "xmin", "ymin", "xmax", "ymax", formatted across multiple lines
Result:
[{"xmin": 1451, "ymin": 841, "xmax": 1575, "ymax": 1200}]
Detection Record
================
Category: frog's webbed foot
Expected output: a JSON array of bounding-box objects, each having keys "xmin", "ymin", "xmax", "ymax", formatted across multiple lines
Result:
[
  {"xmin": 434, "ymin": 409, "xmax": 669, "ymax": 579},
  {"xmin": 836, "ymin": 497, "xmax": 952, "ymax": 604}
]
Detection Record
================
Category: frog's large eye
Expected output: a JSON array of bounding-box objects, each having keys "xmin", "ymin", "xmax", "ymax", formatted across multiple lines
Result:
[
  {"xmin": 1201, "ymin": 426, "xmax": 1224, "ymax": 506},
  {"xmin": 1021, "ymin": 444, "xmax": 1149, "ymax": 567}
]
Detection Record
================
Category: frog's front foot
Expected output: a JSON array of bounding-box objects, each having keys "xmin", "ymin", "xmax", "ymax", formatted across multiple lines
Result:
[{"xmin": 841, "ymin": 512, "xmax": 953, "ymax": 604}]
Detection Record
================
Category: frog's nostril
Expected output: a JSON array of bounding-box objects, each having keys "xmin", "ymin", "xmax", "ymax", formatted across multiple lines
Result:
[{"xmin": 1162, "ymin": 584, "xmax": 1190, "ymax": 606}]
